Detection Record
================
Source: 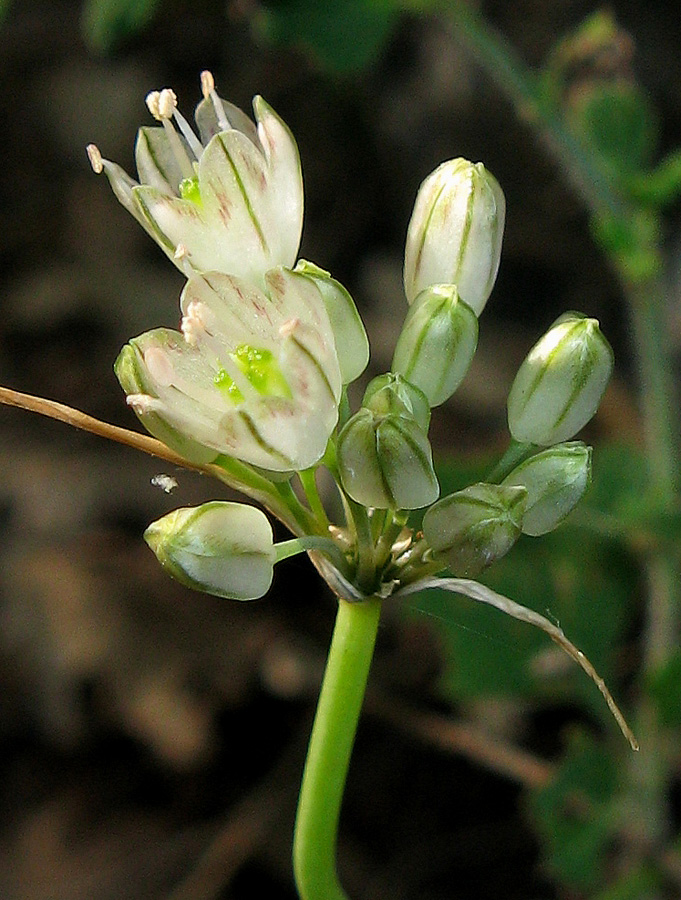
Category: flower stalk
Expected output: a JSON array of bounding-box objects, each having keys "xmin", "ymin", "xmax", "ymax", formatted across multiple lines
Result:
[{"xmin": 293, "ymin": 597, "xmax": 383, "ymax": 900}]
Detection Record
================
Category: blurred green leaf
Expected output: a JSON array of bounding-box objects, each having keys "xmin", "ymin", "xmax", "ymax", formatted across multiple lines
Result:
[
  {"xmin": 528, "ymin": 732, "xmax": 620, "ymax": 889},
  {"xmin": 568, "ymin": 81, "xmax": 658, "ymax": 175},
  {"xmin": 648, "ymin": 649, "xmax": 681, "ymax": 728},
  {"xmin": 591, "ymin": 865, "xmax": 661, "ymax": 900},
  {"xmin": 624, "ymin": 149, "xmax": 681, "ymax": 207},
  {"xmin": 82, "ymin": 0, "xmax": 161, "ymax": 53},
  {"xmin": 255, "ymin": 0, "xmax": 399, "ymax": 73}
]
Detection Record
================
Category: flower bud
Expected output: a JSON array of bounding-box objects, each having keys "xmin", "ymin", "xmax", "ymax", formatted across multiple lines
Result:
[
  {"xmin": 501, "ymin": 442, "xmax": 592, "ymax": 536},
  {"xmin": 422, "ymin": 483, "xmax": 527, "ymax": 577},
  {"xmin": 507, "ymin": 312, "xmax": 614, "ymax": 446},
  {"xmin": 362, "ymin": 373, "xmax": 431, "ymax": 431},
  {"xmin": 392, "ymin": 284, "xmax": 478, "ymax": 407},
  {"xmin": 293, "ymin": 260, "xmax": 370, "ymax": 384},
  {"xmin": 337, "ymin": 408, "xmax": 439, "ymax": 510},
  {"xmin": 403, "ymin": 158, "xmax": 505, "ymax": 315},
  {"xmin": 144, "ymin": 501, "xmax": 276, "ymax": 600}
]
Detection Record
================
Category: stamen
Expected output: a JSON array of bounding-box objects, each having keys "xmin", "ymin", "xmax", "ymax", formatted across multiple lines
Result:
[
  {"xmin": 127, "ymin": 393, "xmax": 162, "ymax": 413},
  {"xmin": 200, "ymin": 70, "xmax": 215, "ymax": 98},
  {"xmin": 181, "ymin": 300, "xmax": 207, "ymax": 347},
  {"xmin": 199, "ymin": 69, "xmax": 231, "ymax": 132},
  {"xmin": 172, "ymin": 106, "xmax": 204, "ymax": 159},
  {"xmin": 174, "ymin": 244, "xmax": 194, "ymax": 279},
  {"xmin": 146, "ymin": 86, "xmax": 195, "ymax": 181},
  {"xmin": 86, "ymin": 144, "xmax": 103, "ymax": 174}
]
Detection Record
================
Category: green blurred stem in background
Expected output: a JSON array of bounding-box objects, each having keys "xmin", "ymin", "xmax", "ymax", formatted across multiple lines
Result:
[{"xmin": 403, "ymin": 0, "xmax": 681, "ymax": 848}]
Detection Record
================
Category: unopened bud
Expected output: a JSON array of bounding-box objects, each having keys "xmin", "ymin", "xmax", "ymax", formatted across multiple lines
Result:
[
  {"xmin": 144, "ymin": 502, "xmax": 276, "ymax": 601},
  {"xmin": 423, "ymin": 483, "xmax": 527, "ymax": 577},
  {"xmin": 337, "ymin": 408, "xmax": 439, "ymax": 510},
  {"xmin": 392, "ymin": 284, "xmax": 478, "ymax": 407},
  {"xmin": 502, "ymin": 442, "xmax": 592, "ymax": 536},
  {"xmin": 403, "ymin": 158, "xmax": 505, "ymax": 315},
  {"xmin": 507, "ymin": 312, "xmax": 614, "ymax": 446},
  {"xmin": 362, "ymin": 373, "xmax": 431, "ymax": 431}
]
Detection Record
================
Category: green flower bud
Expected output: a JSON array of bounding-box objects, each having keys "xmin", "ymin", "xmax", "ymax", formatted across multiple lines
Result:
[
  {"xmin": 403, "ymin": 158, "xmax": 505, "ymax": 315},
  {"xmin": 293, "ymin": 260, "xmax": 370, "ymax": 385},
  {"xmin": 502, "ymin": 442, "xmax": 592, "ymax": 536},
  {"xmin": 391, "ymin": 284, "xmax": 478, "ymax": 407},
  {"xmin": 507, "ymin": 312, "xmax": 614, "ymax": 446},
  {"xmin": 423, "ymin": 483, "xmax": 527, "ymax": 577},
  {"xmin": 337, "ymin": 408, "xmax": 439, "ymax": 510},
  {"xmin": 144, "ymin": 501, "xmax": 276, "ymax": 600},
  {"xmin": 362, "ymin": 373, "xmax": 431, "ymax": 431}
]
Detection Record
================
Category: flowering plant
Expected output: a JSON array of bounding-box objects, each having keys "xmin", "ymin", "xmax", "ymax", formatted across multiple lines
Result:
[{"xmin": 1, "ymin": 72, "xmax": 636, "ymax": 900}]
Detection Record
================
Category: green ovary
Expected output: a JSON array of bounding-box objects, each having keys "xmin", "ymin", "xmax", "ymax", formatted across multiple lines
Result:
[
  {"xmin": 214, "ymin": 345, "xmax": 292, "ymax": 404},
  {"xmin": 179, "ymin": 175, "xmax": 202, "ymax": 206}
]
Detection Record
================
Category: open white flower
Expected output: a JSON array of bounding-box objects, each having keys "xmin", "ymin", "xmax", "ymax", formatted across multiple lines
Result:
[
  {"xmin": 87, "ymin": 72, "xmax": 303, "ymax": 287},
  {"xmin": 116, "ymin": 267, "xmax": 342, "ymax": 472}
]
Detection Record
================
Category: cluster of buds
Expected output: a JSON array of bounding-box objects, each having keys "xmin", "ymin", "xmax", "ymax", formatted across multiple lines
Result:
[{"xmin": 88, "ymin": 73, "xmax": 613, "ymax": 602}]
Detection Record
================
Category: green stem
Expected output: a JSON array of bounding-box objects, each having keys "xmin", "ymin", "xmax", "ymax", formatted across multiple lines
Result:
[
  {"xmin": 347, "ymin": 497, "xmax": 377, "ymax": 593},
  {"xmin": 299, "ymin": 467, "xmax": 330, "ymax": 528},
  {"xmin": 625, "ymin": 278, "xmax": 680, "ymax": 498},
  {"xmin": 422, "ymin": 0, "xmax": 629, "ymax": 221},
  {"xmin": 293, "ymin": 596, "xmax": 382, "ymax": 900},
  {"xmin": 485, "ymin": 439, "xmax": 536, "ymax": 483}
]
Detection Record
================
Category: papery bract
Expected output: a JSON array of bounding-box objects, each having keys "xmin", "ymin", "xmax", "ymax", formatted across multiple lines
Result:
[
  {"xmin": 88, "ymin": 76, "xmax": 303, "ymax": 287},
  {"xmin": 116, "ymin": 268, "xmax": 342, "ymax": 472},
  {"xmin": 144, "ymin": 501, "xmax": 275, "ymax": 600}
]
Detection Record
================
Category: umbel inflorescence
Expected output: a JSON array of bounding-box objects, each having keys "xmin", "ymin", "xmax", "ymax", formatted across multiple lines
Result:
[
  {"xmin": 84, "ymin": 73, "xmax": 636, "ymax": 763},
  {"xmin": 86, "ymin": 72, "xmax": 614, "ymax": 607}
]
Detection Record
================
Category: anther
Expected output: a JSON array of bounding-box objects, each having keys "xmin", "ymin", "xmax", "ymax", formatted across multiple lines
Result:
[
  {"xmin": 279, "ymin": 318, "xmax": 300, "ymax": 338},
  {"xmin": 157, "ymin": 88, "xmax": 178, "ymax": 120},
  {"xmin": 145, "ymin": 90, "xmax": 162, "ymax": 120},
  {"xmin": 146, "ymin": 86, "xmax": 195, "ymax": 181},
  {"xmin": 86, "ymin": 144, "xmax": 103, "ymax": 174},
  {"xmin": 200, "ymin": 69, "xmax": 230, "ymax": 131},
  {"xmin": 143, "ymin": 347, "xmax": 176, "ymax": 387},
  {"xmin": 200, "ymin": 70, "xmax": 215, "ymax": 99}
]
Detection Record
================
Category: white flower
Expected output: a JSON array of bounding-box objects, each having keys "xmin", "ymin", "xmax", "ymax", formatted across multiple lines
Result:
[
  {"xmin": 116, "ymin": 267, "xmax": 342, "ymax": 472},
  {"xmin": 87, "ymin": 72, "xmax": 303, "ymax": 287}
]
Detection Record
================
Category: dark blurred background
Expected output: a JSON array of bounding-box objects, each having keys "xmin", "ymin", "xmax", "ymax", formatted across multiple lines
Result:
[{"xmin": 0, "ymin": 2, "xmax": 680, "ymax": 898}]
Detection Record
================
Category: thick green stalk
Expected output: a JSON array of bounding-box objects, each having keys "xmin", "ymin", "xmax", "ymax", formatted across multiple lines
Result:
[{"xmin": 293, "ymin": 597, "xmax": 382, "ymax": 900}]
